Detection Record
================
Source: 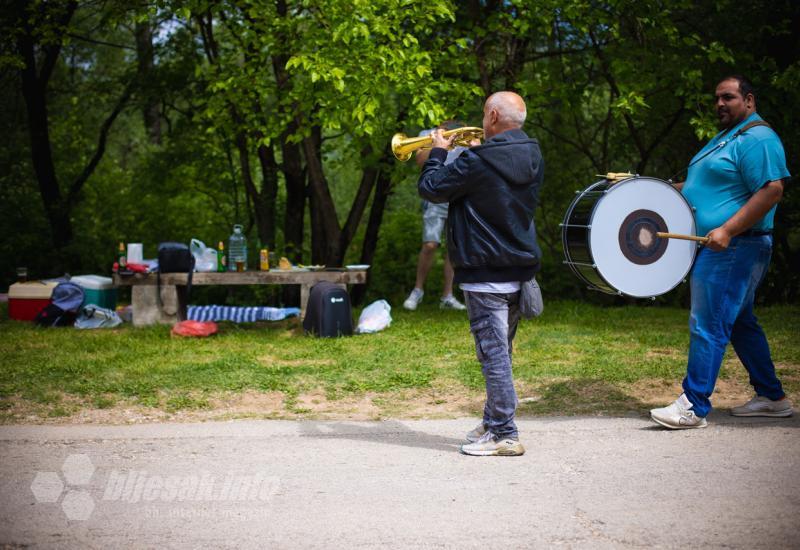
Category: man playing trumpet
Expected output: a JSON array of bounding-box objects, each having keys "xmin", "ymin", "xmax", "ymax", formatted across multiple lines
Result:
[{"xmin": 418, "ymin": 91, "xmax": 544, "ymax": 456}]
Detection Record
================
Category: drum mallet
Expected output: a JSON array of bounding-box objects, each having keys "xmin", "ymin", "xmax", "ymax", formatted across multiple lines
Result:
[{"xmin": 656, "ymin": 232, "xmax": 709, "ymax": 244}]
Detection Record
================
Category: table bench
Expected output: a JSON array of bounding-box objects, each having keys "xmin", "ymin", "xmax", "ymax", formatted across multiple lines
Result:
[{"xmin": 113, "ymin": 270, "xmax": 368, "ymax": 326}]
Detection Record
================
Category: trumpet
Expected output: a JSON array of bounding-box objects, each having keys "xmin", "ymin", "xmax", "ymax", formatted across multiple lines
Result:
[{"xmin": 391, "ymin": 126, "xmax": 484, "ymax": 162}]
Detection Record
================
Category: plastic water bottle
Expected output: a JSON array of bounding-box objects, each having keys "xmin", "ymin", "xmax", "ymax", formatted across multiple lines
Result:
[{"xmin": 228, "ymin": 224, "xmax": 247, "ymax": 271}]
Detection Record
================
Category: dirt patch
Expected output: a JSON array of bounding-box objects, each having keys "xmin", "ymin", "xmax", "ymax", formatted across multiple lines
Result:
[
  {"xmin": 258, "ymin": 355, "xmax": 335, "ymax": 368},
  {"xmin": 0, "ymin": 386, "xmax": 483, "ymax": 424},
  {"xmin": 625, "ymin": 377, "xmax": 754, "ymax": 409},
  {"xmin": 644, "ymin": 348, "xmax": 682, "ymax": 360},
  {"xmin": 2, "ymin": 364, "xmax": 796, "ymax": 424}
]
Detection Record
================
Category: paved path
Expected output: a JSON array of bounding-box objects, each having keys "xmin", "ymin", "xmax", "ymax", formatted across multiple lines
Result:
[{"xmin": 1, "ymin": 414, "xmax": 798, "ymax": 548}]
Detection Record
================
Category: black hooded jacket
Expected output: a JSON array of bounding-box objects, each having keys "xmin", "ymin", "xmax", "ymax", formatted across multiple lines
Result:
[{"xmin": 417, "ymin": 128, "xmax": 544, "ymax": 284}]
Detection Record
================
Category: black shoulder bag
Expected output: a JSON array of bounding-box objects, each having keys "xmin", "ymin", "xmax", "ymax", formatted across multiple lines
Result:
[{"xmin": 157, "ymin": 242, "xmax": 195, "ymax": 307}]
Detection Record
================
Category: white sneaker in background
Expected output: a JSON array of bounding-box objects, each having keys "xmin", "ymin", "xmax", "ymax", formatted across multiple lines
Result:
[
  {"xmin": 440, "ymin": 295, "xmax": 466, "ymax": 310},
  {"xmin": 403, "ymin": 288, "xmax": 424, "ymax": 310},
  {"xmin": 465, "ymin": 422, "xmax": 487, "ymax": 443},
  {"xmin": 460, "ymin": 431, "xmax": 525, "ymax": 456},
  {"xmin": 650, "ymin": 393, "xmax": 708, "ymax": 429},
  {"xmin": 731, "ymin": 395, "xmax": 793, "ymax": 417}
]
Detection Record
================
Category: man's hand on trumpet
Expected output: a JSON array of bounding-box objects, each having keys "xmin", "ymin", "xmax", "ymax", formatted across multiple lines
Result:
[{"xmin": 430, "ymin": 128, "xmax": 456, "ymax": 150}]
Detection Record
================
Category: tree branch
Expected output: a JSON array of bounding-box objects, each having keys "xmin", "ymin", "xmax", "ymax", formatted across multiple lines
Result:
[
  {"xmin": 38, "ymin": 0, "xmax": 78, "ymax": 87},
  {"xmin": 65, "ymin": 32, "xmax": 135, "ymax": 51},
  {"xmin": 67, "ymin": 78, "xmax": 135, "ymax": 207}
]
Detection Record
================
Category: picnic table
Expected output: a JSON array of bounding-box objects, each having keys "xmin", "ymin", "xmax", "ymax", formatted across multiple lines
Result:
[{"xmin": 113, "ymin": 269, "xmax": 368, "ymax": 326}]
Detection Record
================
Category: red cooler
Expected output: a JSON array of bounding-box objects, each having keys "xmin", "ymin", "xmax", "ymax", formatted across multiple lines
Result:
[{"xmin": 8, "ymin": 281, "xmax": 58, "ymax": 321}]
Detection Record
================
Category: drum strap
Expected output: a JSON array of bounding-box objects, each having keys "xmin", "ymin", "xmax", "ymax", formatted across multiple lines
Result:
[{"xmin": 668, "ymin": 120, "xmax": 773, "ymax": 184}]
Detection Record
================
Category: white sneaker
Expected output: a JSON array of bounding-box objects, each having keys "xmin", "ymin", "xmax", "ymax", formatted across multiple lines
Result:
[
  {"xmin": 460, "ymin": 431, "xmax": 525, "ymax": 456},
  {"xmin": 731, "ymin": 395, "xmax": 793, "ymax": 417},
  {"xmin": 403, "ymin": 288, "xmax": 424, "ymax": 310},
  {"xmin": 650, "ymin": 394, "xmax": 708, "ymax": 429},
  {"xmin": 440, "ymin": 295, "xmax": 466, "ymax": 310},
  {"xmin": 465, "ymin": 422, "xmax": 487, "ymax": 443}
]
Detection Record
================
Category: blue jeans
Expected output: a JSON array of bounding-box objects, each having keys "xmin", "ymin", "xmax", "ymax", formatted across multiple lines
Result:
[
  {"xmin": 683, "ymin": 235, "xmax": 784, "ymax": 417},
  {"xmin": 464, "ymin": 291, "xmax": 521, "ymax": 440}
]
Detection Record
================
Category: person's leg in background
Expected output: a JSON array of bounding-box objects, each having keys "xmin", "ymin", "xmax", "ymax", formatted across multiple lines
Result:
[
  {"xmin": 729, "ymin": 236, "xmax": 792, "ymax": 417},
  {"xmin": 439, "ymin": 220, "xmax": 465, "ymax": 310},
  {"xmin": 404, "ymin": 241, "xmax": 438, "ymax": 310}
]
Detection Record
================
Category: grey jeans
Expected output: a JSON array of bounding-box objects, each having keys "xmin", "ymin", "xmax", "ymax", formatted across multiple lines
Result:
[{"xmin": 463, "ymin": 290, "xmax": 521, "ymax": 440}]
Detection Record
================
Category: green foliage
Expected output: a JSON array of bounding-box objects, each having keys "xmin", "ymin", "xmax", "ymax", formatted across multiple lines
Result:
[
  {"xmin": 364, "ymin": 207, "xmax": 424, "ymax": 304},
  {"xmin": 2, "ymin": 0, "xmax": 798, "ymax": 303}
]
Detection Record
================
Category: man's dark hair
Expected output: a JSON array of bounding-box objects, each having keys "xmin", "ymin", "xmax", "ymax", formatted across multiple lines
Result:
[
  {"xmin": 721, "ymin": 74, "xmax": 756, "ymax": 100},
  {"xmin": 439, "ymin": 120, "xmax": 466, "ymax": 131}
]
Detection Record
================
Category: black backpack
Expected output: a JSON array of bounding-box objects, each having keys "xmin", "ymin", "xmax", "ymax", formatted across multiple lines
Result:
[
  {"xmin": 303, "ymin": 282, "xmax": 353, "ymax": 337},
  {"xmin": 157, "ymin": 242, "xmax": 195, "ymax": 306}
]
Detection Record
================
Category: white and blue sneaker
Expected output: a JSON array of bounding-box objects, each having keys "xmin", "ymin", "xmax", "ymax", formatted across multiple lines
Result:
[
  {"xmin": 460, "ymin": 431, "xmax": 525, "ymax": 456},
  {"xmin": 731, "ymin": 395, "xmax": 793, "ymax": 417},
  {"xmin": 403, "ymin": 288, "xmax": 424, "ymax": 310},
  {"xmin": 465, "ymin": 422, "xmax": 487, "ymax": 443},
  {"xmin": 440, "ymin": 295, "xmax": 466, "ymax": 310},
  {"xmin": 650, "ymin": 393, "xmax": 708, "ymax": 429}
]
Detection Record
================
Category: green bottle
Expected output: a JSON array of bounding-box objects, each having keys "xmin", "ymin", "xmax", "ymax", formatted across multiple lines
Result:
[{"xmin": 217, "ymin": 241, "xmax": 226, "ymax": 272}]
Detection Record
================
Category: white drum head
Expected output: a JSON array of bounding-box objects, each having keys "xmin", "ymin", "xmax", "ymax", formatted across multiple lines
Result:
[{"xmin": 589, "ymin": 177, "xmax": 696, "ymax": 297}]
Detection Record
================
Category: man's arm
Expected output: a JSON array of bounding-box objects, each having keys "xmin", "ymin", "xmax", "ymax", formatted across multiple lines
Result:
[
  {"xmin": 414, "ymin": 148, "xmax": 431, "ymax": 168},
  {"xmin": 417, "ymin": 129, "xmax": 474, "ymax": 203},
  {"xmin": 705, "ymin": 180, "xmax": 784, "ymax": 251}
]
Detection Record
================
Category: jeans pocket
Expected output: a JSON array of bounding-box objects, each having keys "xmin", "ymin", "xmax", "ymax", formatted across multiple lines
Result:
[{"xmin": 470, "ymin": 316, "xmax": 504, "ymax": 363}]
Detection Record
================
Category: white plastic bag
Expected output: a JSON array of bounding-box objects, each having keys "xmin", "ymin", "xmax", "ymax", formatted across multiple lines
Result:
[
  {"xmin": 190, "ymin": 239, "xmax": 218, "ymax": 272},
  {"xmin": 355, "ymin": 299, "xmax": 392, "ymax": 334}
]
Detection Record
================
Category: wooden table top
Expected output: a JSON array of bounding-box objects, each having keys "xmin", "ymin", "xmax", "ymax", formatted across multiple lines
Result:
[{"xmin": 113, "ymin": 269, "xmax": 368, "ymax": 286}]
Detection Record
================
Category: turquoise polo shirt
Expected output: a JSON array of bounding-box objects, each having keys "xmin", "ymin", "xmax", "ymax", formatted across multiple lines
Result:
[{"xmin": 682, "ymin": 113, "xmax": 790, "ymax": 237}]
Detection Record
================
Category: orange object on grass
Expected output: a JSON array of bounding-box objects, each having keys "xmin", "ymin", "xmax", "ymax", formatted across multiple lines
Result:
[{"xmin": 171, "ymin": 320, "xmax": 218, "ymax": 337}]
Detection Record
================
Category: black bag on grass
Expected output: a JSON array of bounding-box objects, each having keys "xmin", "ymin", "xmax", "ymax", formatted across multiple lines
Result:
[
  {"xmin": 157, "ymin": 242, "xmax": 195, "ymax": 306},
  {"xmin": 303, "ymin": 282, "xmax": 353, "ymax": 337}
]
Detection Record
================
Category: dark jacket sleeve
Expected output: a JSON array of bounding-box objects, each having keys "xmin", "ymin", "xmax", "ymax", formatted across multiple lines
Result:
[{"xmin": 417, "ymin": 147, "xmax": 475, "ymax": 204}]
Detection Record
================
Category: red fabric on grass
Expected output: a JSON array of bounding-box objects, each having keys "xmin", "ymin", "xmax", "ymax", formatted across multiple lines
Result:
[{"xmin": 171, "ymin": 320, "xmax": 218, "ymax": 337}]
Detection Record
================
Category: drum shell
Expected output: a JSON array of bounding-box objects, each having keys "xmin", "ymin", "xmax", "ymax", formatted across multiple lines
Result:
[
  {"xmin": 562, "ymin": 181, "xmax": 615, "ymax": 294},
  {"xmin": 561, "ymin": 177, "xmax": 696, "ymax": 298}
]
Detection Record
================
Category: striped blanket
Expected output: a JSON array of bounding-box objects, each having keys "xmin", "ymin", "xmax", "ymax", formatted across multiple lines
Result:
[{"xmin": 187, "ymin": 305, "xmax": 300, "ymax": 323}]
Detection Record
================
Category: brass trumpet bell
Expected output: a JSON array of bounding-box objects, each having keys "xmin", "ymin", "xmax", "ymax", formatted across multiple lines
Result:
[{"xmin": 391, "ymin": 126, "xmax": 484, "ymax": 162}]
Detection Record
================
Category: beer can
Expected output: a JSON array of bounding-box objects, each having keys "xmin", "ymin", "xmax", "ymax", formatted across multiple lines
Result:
[{"xmin": 260, "ymin": 249, "xmax": 269, "ymax": 270}]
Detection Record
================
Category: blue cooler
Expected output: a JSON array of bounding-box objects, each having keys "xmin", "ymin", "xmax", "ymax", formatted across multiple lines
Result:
[{"xmin": 71, "ymin": 275, "xmax": 117, "ymax": 310}]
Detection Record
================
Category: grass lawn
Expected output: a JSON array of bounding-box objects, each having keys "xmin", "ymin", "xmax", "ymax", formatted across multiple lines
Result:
[{"xmin": 0, "ymin": 301, "xmax": 798, "ymax": 423}]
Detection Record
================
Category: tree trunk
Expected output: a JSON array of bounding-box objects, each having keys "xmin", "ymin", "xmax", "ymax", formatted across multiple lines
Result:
[
  {"xmin": 135, "ymin": 19, "xmax": 161, "ymax": 144},
  {"xmin": 303, "ymin": 127, "xmax": 342, "ymax": 264},
  {"xmin": 338, "ymin": 145, "xmax": 378, "ymax": 258},
  {"xmin": 255, "ymin": 141, "xmax": 278, "ymax": 249},
  {"xmin": 281, "ymin": 132, "xmax": 305, "ymax": 263},
  {"xmin": 18, "ymin": 29, "xmax": 72, "ymax": 247},
  {"xmin": 280, "ymin": 127, "xmax": 305, "ymax": 306},
  {"xmin": 351, "ymin": 153, "xmax": 394, "ymax": 305}
]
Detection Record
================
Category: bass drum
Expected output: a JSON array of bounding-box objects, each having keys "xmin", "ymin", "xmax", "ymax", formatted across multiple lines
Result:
[{"xmin": 562, "ymin": 176, "xmax": 697, "ymax": 298}]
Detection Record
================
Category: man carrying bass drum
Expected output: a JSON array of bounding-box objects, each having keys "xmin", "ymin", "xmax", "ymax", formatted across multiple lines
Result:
[{"xmin": 651, "ymin": 75, "xmax": 793, "ymax": 429}]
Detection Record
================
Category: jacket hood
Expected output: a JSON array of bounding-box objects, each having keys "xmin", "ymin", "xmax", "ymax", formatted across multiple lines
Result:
[{"xmin": 473, "ymin": 129, "xmax": 541, "ymax": 186}]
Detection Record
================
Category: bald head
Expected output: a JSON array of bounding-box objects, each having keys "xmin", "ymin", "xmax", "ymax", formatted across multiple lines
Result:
[{"xmin": 482, "ymin": 91, "xmax": 527, "ymax": 138}]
